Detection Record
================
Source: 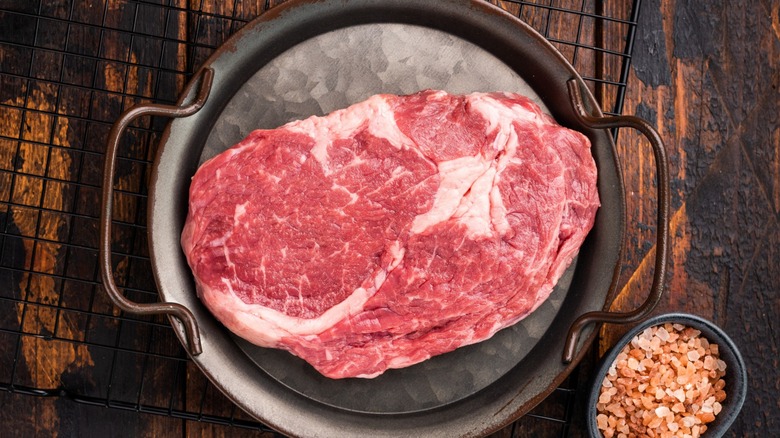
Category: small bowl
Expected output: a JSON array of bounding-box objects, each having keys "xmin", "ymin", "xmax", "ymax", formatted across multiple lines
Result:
[{"xmin": 587, "ymin": 313, "xmax": 747, "ymax": 437}]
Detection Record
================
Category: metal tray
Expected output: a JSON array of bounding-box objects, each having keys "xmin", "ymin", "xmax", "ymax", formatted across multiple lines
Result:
[{"xmin": 99, "ymin": 0, "xmax": 669, "ymax": 436}]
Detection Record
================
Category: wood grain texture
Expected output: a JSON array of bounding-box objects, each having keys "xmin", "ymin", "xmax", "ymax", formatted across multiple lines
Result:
[
  {"xmin": 1, "ymin": 0, "xmax": 187, "ymax": 436},
  {"xmin": 602, "ymin": 0, "xmax": 780, "ymax": 435}
]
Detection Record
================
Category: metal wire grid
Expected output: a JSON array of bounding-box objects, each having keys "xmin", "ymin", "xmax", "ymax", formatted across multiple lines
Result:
[{"xmin": 0, "ymin": 0, "xmax": 639, "ymax": 435}]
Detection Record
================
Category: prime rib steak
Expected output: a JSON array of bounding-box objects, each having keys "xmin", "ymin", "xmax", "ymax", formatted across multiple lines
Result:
[{"xmin": 181, "ymin": 90, "xmax": 599, "ymax": 379}]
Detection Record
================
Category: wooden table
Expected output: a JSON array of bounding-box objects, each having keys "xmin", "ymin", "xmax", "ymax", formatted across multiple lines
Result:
[
  {"xmin": 0, "ymin": 0, "xmax": 777, "ymax": 436},
  {"xmin": 602, "ymin": 0, "xmax": 779, "ymax": 435}
]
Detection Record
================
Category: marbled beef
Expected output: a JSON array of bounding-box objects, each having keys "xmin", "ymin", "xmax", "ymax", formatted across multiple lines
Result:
[{"xmin": 181, "ymin": 90, "xmax": 599, "ymax": 379}]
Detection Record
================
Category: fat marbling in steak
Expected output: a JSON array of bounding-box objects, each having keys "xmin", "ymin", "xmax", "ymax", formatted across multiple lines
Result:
[{"xmin": 181, "ymin": 90, "xmax": 599, "ymax": 379}]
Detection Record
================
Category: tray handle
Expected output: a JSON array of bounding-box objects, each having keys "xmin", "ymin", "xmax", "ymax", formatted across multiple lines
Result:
[
  {"xmin": 562, "ymin": 79, "xmax": 670, "ymax": 363},
  {"xmin": 99, "ymin": 68, "xmax": 214, "ymax": 357}
]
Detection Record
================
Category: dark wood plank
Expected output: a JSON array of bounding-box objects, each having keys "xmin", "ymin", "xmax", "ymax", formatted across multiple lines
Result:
[
  {"xmin": 0, "ymin": 0, "xmax": 191, "ymax": 435},
  {"xmin": 602, "ymin": 0, "xmax": 780, "ymax": 435},
  {"xmin": 0, "ymin": 390, "xmax": 183, "ymax": 438}
]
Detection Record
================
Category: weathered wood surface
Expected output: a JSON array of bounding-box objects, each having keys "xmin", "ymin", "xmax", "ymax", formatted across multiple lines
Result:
[
  {"xmin": 0, "ymin": 0, "xmax": 777, "ymax": 436},
  {"xmin": 601, "ymin": 0, "xmax": 780, "ymax": 435}
]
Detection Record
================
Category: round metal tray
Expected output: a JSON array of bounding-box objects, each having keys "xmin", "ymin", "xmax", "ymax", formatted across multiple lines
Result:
[{"xmin": 99, "ymin": 1, "xmax": 670, "ymax": 436}]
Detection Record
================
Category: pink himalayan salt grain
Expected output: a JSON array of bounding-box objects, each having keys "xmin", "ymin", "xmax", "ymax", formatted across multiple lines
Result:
[
  {"xmin": 656, "ymin": 327, "xmax": 670, "ymax": 342},
  {"xmin": 597, "ymin": 414, "xmax": 609, "ymax": 429},
  {"xmin": 595, "ymin": 323, "xmax": 727, "ymax": 437},
  {"xmin": 655, "ymin": 406, "xmax": 671, "ymax": 417}
]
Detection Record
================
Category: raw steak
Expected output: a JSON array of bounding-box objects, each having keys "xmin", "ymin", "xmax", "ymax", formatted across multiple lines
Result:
[{"xmin": 181, "ymin": 90, "xmax": 599, "ymax": 379}]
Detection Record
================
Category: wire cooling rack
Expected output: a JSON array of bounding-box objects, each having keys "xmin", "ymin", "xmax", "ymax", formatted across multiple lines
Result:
[{"xmin": 0, "ymin": 0, "xmax": 640, "ymax": 435}]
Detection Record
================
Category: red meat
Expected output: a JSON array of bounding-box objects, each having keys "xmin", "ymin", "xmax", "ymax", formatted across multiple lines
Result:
[{"xmin": 181, "ymin": 90, "xmax": 599, "ymax": 378}]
